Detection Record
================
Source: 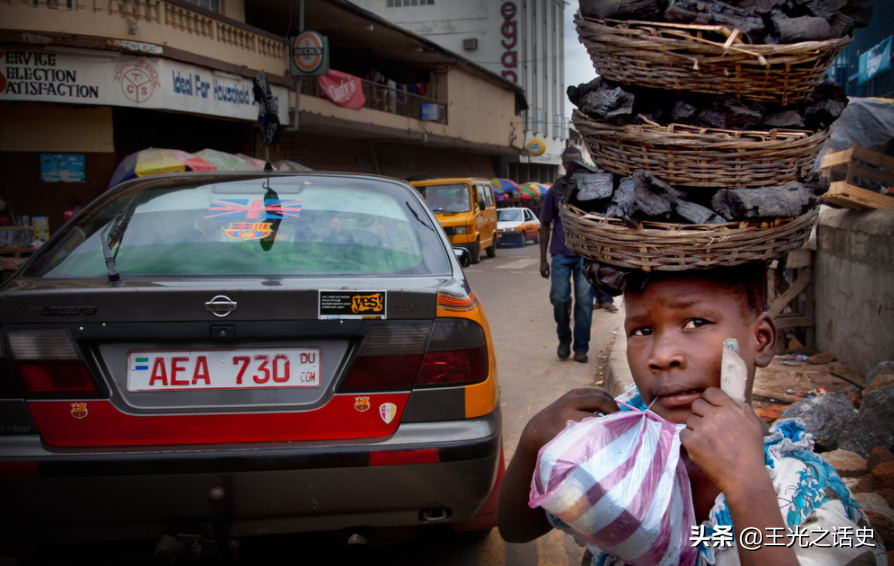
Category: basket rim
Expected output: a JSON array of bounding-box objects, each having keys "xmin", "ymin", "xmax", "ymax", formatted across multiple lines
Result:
[
  {"xmin": 571, "ymin": 110, "xmax": 829, "ymax": 147},
  {"xmin": 559, "ymin": 201, "xmax": 819, "ymax": 270},
  {"xmin": 574, "ymin": 13, "xmax": 853, "ymax": 55}
]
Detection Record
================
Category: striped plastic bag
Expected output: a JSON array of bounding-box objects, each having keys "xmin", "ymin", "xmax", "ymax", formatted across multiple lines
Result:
[{"xmin": 528, "ymin": 403, "xmax": 697, "ymax": 566}]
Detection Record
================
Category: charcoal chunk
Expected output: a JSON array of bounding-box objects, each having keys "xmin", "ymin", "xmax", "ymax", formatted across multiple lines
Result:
[
  {"xmin": 804, "ymin": 79, "xmax": 849, "ymax": 130},
  {"xmin": 711, "ymin": 178, "xmax": 822, "ymax": 220},
  {"xmin": 674, "ymin": 199, "xmax": 728, "ymax": 224},
  {"xmin": 633, "ymin": 171, "xmax": 682, "ymax": 221},
  {"xmin": 579, "ymin": 0, "xmax": 664, "ymax": 20},
  {"xmin": 578, "ymin": 79, "xmax": 636, "ymax": 125},
  {"xmin": 572, "ymin": 169, "xmax": 615, "ymax": 204},
  {"xmin": 605, "ymin": 176, "xmax": 636, "ymax": 227},
  {"xmin": 762, "ymin": 110, "xmax": 806, "ymax": 129},
  {"xmin": 772, "ymin": 14, "xmax": 833, "ymax": 42}
]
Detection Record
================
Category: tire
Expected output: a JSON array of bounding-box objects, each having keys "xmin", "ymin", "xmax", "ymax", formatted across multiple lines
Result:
[
  {"xmin": 470, "ymin": 241, "xmax": 481, "ymax": 264},
  {"xmin": 485, "ymin": 235, "xmax": 496, "ymax": 258},
  {"xmin": 534, "ymin": 232, "xmax": 540, "ymax": 244}
]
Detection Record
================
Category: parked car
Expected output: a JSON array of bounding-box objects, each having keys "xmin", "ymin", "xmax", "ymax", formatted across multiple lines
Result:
[
  {"xmin": 0, "ymin": 172, "xmax": 503, "ymax": 548},
  {"xmin": 497, "ymin": 207, "xmax": 541, "ymax": 247},
  {"xmin": 410, "ymin": 178, "xmax": 497, "ymax": 264}
]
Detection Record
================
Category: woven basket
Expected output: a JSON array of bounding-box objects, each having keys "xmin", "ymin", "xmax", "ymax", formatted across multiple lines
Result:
[
  {"xmin": 573, "ymin": 110, "xmax": 830, "ymax": 188},
  {"xmin": 560, "ymin": 201, "xmax": 817, "ymax": 271},
  {"xmin": 575, "ymin": 15, "xmax": 851, "ymax": 106}
]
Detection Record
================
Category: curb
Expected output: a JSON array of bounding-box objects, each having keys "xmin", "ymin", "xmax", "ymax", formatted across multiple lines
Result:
[{"xmin": 604, "ymin": 307, "xmax": 634, "ymax": 398}]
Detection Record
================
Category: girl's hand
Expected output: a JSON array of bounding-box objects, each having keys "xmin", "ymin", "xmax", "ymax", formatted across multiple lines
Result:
[
  {"xmin": 518, "ymin": 388, "xmax": 620, "ymax": 455},
  {"xmin": 679, "ymin": 387, "xmax": 766, "ymax": 498}
]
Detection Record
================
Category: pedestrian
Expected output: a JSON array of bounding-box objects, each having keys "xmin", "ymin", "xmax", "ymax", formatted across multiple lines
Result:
[
  {"xmin": 538, "ymin": 147, "xmax": 594, "ymax": 363},
  {"xmin": 498, "ymin": 262, "xmax": 886, "ymax": 565}
]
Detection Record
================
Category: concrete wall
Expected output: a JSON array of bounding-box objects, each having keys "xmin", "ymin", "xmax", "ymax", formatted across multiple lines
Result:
[{"xmin": 814, "ymin": 206, "xmax": 894, "ymax": 376}]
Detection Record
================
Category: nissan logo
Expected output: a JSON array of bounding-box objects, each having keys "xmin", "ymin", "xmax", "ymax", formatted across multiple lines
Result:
[{"xmin": 205, "ymin": 295, "xmax": 238, "ymax": 317}]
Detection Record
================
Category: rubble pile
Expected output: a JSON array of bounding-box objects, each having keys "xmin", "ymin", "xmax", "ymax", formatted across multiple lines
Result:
[
  {"xmin": 579, "ymin": 0, "xmax": 872, "ymax": 43},
  {"xmin": 568, "ymin": 77, "xmax": 848, "ymax": 131}
]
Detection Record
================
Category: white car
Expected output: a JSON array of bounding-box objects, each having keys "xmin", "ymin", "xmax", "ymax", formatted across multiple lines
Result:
[{"xmin": 497, "ymin": 207, "xmax": 540, "ymax": 247}]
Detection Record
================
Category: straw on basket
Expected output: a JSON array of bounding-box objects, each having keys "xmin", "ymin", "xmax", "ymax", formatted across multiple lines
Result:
[
  {"xmin": 572, "ymin": 110, "xmax": 830, "ymax": 188},
  {"xmin": 575, "ymin": 15, "xmax": 851, "ymax": 106},
  {"xmin": 560, "ymin": 201, "xmax": 818, "ymax": 272}
]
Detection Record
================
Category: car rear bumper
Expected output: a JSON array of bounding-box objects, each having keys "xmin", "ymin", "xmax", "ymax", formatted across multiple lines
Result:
[{"xmin": 0, "ymin": 410, "xmax": 501, "ymax": 544}]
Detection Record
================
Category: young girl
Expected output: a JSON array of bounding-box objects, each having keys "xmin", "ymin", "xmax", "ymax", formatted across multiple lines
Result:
[{"xmin": 499, "ymin": 264, "xmax": 887, "ymax": 566}]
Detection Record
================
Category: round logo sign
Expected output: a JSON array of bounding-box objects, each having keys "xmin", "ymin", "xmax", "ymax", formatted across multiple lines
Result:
[
  {"xmin": 526, "ymin": 139, "xmax": 546, "ymax": 156},
  {"xmin": 292, "ymin": 31, "xmax": 326, "ymax": 75}
]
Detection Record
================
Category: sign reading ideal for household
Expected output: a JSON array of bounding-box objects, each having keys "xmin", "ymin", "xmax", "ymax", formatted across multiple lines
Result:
[
  {"xmin": 290, "ymin": 31, "xmax": 329, "ymax": 76},
  {"xmin": 0, "ymin": 50, "xmax": 289, "ymax": 124},
  {"xmin": 859, "ymin": 35, "xmax": 892, "ymax": 85}
]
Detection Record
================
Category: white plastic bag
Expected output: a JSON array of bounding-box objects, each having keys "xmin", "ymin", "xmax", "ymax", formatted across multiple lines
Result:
[{"xmin": 529, "ymin": 403, "xmax": 697, "ymax": 566}]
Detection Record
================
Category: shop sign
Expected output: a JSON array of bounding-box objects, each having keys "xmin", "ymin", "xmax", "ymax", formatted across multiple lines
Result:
[
  {"xmin": 40, "ymin": 154, "xmax": 85, "ymax": 183},
  {"xmin": 0, "ymin": 50, "xmax": 289, "ymax": 124},
  {"xmin": 318, "ymin": 69, "xmax": 365, "ymax": 110},
  {"xmin": 290, "ymin": 31, "xmax": 329, "ymax": 76},
  {"xmin": 525, "ymin": 139, "xmax": 546, "ymax": 156},
  {"xmin": 859, "ymin": 35, "xmax": 892, "ymax": 85},
  {"xmin": 500, "ymin": 2, "xmax": 518, "ymax": 83}
]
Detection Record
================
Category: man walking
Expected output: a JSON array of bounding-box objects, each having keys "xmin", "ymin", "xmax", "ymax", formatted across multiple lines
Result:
[{"xmin": 539, "ymin": 147, "xmax": 594, "ymax": 363}]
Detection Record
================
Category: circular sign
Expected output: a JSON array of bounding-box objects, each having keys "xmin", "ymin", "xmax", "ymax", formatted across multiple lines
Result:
[
  {"xmin": 292, "ymin": 31, "xmax": 326, "ymax": 75},
  {"xmin": 525, "ymin": 139, "xmax": 546, "ymax": 156}
]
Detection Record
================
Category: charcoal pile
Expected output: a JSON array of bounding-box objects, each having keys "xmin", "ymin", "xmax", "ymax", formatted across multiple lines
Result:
[
  {"xmin": 557, "ymin": 162, "xmax": 829, "ymax": 227},
  {"xmin": 560, "ymin": 0, "xmax": 869, "ymax": 293},
  {"xmin": 579, "ymin": 0, "xmax": 872, "ymax": 43},
  {"xmin": 568, "ymin": 77, "xmax": 847, "ymax": 132}
]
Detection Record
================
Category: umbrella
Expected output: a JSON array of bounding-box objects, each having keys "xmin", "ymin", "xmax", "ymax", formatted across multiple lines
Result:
[
  {"xmin": 491, "ymin": 178, "xmax": 522, "ymax": 195},
  {"xmin": 107, "ymin": 148, "xmax": 215, "ymax": 189},
  {"xmin": 194, "ymin": 148, "xmax": 256, "ymax": 171},
  {"xmin": 519, "ymin": 183, "xmax": 543, "ymax": 198}
]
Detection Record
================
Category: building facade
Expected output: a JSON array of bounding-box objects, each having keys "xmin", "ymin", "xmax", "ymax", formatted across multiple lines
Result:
[
  {"xmin": 827, "ymin": 0, "xmax": 893, "ymax": 98},
  {"xmin": 351, "ymin": 0, "xmax": 568, "ymax": 183},
  {"xmin": 0, "ymin": 0, "xmax": 525, "ymax": 232}
]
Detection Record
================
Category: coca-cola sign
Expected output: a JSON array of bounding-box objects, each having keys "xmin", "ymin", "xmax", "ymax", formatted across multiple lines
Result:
[
  {"xmin": 318, "ymin": 69, "xmax": 365, "ymax": 110},
  {"xmin": 500, "ymin": 2, "xmax": 517, "ymax": 83}
]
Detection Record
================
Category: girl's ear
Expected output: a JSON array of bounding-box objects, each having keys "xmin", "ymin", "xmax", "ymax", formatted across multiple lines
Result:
[{"xmin": 753, "ymin": 312, "xmax": 777, "ymax": 368}]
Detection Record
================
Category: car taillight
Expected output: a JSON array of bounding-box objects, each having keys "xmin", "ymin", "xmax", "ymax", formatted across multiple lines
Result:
[
  {"xmin": 339, "ymin": 319, "xmax": 490, "ymax": 391},
  {"xmin": 0, "ymin": 330, "xmax": 21, "ymax": 398},
  {"xmin": 6, "ymin": 330, "xmax": 101, "ymax": 398},
  {"xmin": 417, "ymin": 319, "xmax": 488, "ymax": 387},
  {"xmin": 339, "ymin": 323, "xmax": 430, "ymax": 391}
]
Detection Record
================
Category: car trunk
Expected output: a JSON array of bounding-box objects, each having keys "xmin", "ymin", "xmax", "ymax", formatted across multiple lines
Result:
[{"xmin": 0, "ymin": 279, "xmax": 443, "ymax": 448}]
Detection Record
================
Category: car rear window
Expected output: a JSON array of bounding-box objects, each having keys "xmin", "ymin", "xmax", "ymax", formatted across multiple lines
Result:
[
  {"xmin": 24, "ymin": 175, "xmax": 451, "ymax": 278},
  {"xmin": 498, "ymin": 210, "xmax": 523, "ymax": 222}
]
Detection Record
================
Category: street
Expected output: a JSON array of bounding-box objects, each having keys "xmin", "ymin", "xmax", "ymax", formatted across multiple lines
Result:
[{"xmin": 2, "ymin": 239, "xmax": 624, "ymax": 566}]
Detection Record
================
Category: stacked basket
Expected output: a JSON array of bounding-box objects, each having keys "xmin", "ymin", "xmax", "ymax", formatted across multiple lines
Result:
[{"xmin": 562, "ymin": 12, "xmax": 853, "ymax": 273}]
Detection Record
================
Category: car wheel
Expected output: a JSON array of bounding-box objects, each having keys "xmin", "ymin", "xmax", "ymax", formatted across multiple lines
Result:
[
  {"xmin": 470, "ymin": 241, "xmax": 481, "ymax": 264},
  {"xmin": 485, "ymin": 236, "xmax": 496, "ymax": 258},
  {"xmin": 534, "ymin": 232, "xmax": 540, "ymax": 244}
]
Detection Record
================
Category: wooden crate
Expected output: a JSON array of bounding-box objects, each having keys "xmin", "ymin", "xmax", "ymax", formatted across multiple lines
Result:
[{"xmin": 820, "ymin": 144, "xmax": 894, "ymax": 210}]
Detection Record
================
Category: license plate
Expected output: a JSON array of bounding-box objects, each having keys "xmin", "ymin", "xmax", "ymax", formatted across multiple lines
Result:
[{"xmin": 127, "ymin": 348, "xmax": 322, "ymax": 392}]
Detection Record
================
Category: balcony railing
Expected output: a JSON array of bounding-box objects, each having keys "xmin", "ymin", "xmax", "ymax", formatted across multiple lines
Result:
[
  {"xmin": 301, "ymin": 75, "xmax": 447, "ymax": 124},
  {"xmin": 4, "ymin": 0, "xmax": 287, "ymax": 74}
]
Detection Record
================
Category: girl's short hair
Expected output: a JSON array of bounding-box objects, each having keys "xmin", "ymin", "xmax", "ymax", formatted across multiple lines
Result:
[{"xmin": 585, "ymin": 261, "xmax": 769, "ymax": 315}]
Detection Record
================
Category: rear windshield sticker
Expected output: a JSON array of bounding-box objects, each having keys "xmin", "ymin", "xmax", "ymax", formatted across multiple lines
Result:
[
  {"xmin": 206, "ymin": 199, "xmax": 303, "ymax": 219},
  {"xmin": 224, "ymin": 222, "xmax": 274, "ymax": 240},
  {"xmin": 319, "ymin": 291, "xmax": 387, "ymax": 320}
]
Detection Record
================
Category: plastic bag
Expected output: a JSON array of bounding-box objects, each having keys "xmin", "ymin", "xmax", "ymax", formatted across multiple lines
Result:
[{"xmin": 529, "ymin": 403, "xmax": 697, "ymax": 566}]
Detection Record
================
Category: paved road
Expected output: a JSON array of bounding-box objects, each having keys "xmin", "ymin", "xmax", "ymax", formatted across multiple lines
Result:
[{"xmin": 3, "ymin": 241, "xmax": 623, "ymax": 566}]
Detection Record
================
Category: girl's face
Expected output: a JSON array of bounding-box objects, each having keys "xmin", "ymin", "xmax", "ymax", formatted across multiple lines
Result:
[{"xmin": 623, "ymin": 276, "xmax": 775, "ymax": 425}]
